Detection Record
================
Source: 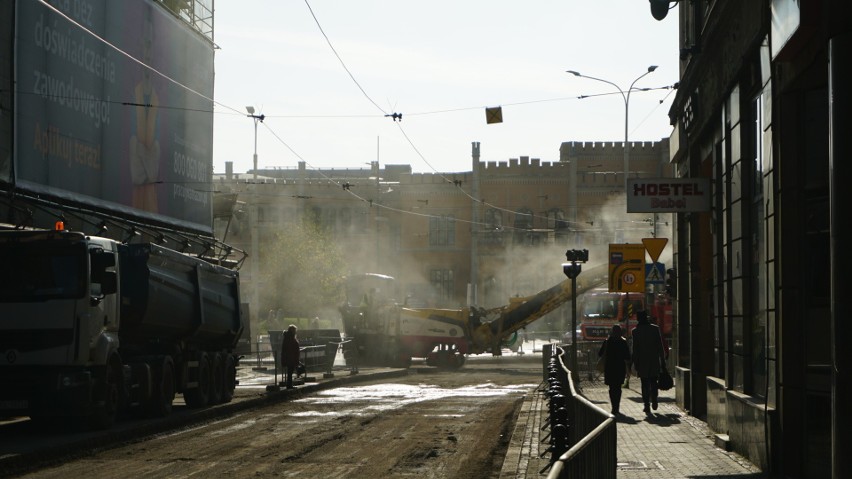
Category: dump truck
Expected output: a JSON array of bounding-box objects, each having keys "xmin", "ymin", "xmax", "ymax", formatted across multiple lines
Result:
[
  {"xmin": 0, "ymin": 227, "xmax": 243, "ymax": 429},
  {"xmin": 339, "ymin": 265, "xmax": 608, "ymax": 369}
]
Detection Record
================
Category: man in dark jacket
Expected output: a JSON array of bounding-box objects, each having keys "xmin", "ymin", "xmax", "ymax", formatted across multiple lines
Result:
[
  {"xmin": 280, "ymin": 324, "xmax": 301, "ymax": 389},
  {"xmin": 631, "ymin": 310, "xmax": 666, "ymax": 414},
  {"xmin": 599, "ymin": 324, "xmax": 631, "ymax": 416}
]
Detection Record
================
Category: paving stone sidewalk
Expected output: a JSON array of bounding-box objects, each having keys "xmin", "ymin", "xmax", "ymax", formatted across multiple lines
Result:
[{"xmin": 502, "ymin": 379, "xmax": 767, "ymax": 478}]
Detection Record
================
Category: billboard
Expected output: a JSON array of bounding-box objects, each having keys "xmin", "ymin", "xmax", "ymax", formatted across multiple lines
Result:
[{"xmin": 11, "ymin": 0, "xmax": 214, "ymax": 233}]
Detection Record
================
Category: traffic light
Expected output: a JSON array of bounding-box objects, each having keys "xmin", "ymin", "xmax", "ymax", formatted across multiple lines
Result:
[{"xmin": 665, "ymin": 268, "xmax": 677, "ymax": 298}]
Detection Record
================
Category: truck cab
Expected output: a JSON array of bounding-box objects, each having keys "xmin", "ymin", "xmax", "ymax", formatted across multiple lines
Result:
[
  {"xmin": 579, "ymin": 289, "xmax": 645, "ymax": 341},
  {"xmin": 0, "ymin": 229, "xmax": 122, "ymax": 426}
]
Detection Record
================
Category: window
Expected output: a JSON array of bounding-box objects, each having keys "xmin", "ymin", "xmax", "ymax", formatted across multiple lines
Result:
[
  {"xmin": 482, "ymin": 208, "xmax": 503, "ymax": 245},
  {"xmin": 485, "ymin": 208, "xmax": 502, "ymax": 230},
  {"xmin": 429, "ymin": 215, "xmax": 455, "ymax": 246},
  {"xmin": 513, "ymin": 208, "xmax": 533, "ymax": 245},
  {"xmin": 430, "ymin": 269, "xmax": 454, "ymax": 303},
  {"xmin": 545, "ymin": 209, "xmax": 568, "ymax": 230}
]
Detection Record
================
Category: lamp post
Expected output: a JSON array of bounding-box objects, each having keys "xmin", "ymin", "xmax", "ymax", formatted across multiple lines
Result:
[
  {"xmin": 566, "ymin": 66, "xmax": 658, "ymax": 192},
  {"xmin": 563, "ymin": 249, "xmax": 588, "ymax": 384},
  {"xmin": 245, "ymin": 106, "xmax": 264, "ymax": 317},
  {"xmin": 246, "ymin": 106, "xmax": 265, "ymax": 180}
]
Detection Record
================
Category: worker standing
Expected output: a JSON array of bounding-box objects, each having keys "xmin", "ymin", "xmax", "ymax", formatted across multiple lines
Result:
[{"xmin": 280, "ymin": 324, "xmax": 301, "ymax": 389}]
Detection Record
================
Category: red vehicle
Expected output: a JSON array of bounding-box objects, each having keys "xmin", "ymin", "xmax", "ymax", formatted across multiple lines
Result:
[
  {"xmin": 649, "ymin": 292, "xmax": 673, "ymax": 338},
  {"xmin": 578, "ymin": 289, "xmax": 645, "ymax": 341}
]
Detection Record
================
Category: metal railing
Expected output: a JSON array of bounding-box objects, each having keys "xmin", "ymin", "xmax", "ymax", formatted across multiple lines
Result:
[{"xmin": 543, "ymin": 346, "xmax": 617, "ymax": 479}]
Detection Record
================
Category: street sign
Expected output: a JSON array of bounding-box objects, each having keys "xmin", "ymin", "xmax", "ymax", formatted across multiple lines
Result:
[
  {"xmin": 642, "ymin": 237, "xmax": 668, "ymax": 263},
  {"xmin": 608, "ymin": 244, "xmax": 645, "ymax": 293},
  {"xmin": 646, "ymin": 262, "xmax": 665, "ymax": 284}
]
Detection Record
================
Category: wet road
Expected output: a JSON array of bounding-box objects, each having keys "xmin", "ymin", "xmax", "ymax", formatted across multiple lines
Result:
[{"xmin": 4, "ymin": 357, "xmax": 543, "ymax": 478}]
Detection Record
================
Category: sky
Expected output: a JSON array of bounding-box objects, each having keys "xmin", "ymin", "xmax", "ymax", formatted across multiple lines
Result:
[{"xmin": 211, "ymin": 1, "xmax": 680, "ymax": 176}]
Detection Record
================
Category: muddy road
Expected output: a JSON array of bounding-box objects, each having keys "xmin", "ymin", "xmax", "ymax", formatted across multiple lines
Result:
[{"xmin": 6, "ymin": 358, "xmax": 544, "ymax": 478}]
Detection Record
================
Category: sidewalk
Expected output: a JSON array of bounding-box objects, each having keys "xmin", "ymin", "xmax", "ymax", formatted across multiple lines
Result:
[{"xmin": 502, "ymin": 378, "xmax": 766, "ymax": 478}]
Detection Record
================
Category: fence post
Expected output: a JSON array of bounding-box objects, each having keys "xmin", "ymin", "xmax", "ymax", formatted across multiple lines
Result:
[
  {"xmin": 252, "ymin": 334, "xmax": 267, "ymax": 371},
  {"xmin": 543, "ymin": 343, "xmax": 553, "ymax": 382},
  {"xmin": 324, "ymin": 342, "xmax": 338, "ymax": 378}
]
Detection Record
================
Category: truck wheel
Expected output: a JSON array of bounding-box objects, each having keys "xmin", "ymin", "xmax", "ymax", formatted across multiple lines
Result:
[
  {"xmin": 90, "ymin": 362, "xmax": 120, "ymax": 430},
  {"xmin": 147, "ymin": 356, "xmax": 175, "ymax": 417},
  {"xmin": 185, "ymin": 352, "xmax": 211, "ymax": 408},
  {"xmin": 210, "ymin": 353, "xmax": 225, "ymax": 405},
  {"xmin": 222, "ymin": 355, "xmax": 236, "ymax": 403},
  {"xmin": 455, "ymin": 354, "xmax": 466, "ymax": 368}
]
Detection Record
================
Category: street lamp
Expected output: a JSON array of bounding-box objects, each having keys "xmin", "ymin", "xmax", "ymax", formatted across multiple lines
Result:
[
  {"xmin": 563, "ymin": 248, "xmax": 588, "ymax": 384},
  {"xmin": 245, "ymin": 106, "xmax": 265, "ymax": 320},
  {"xmin": 246, "ymin": 106, "xmax": 265, "ymax": 180},
  {"xmin": 566, "ymin": 66, "xmax": 658, "ymax": 192}
]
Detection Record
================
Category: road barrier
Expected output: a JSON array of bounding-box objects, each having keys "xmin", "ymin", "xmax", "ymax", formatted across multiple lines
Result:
[
  {"xmin": 542, "ymin": 345, "xmax": 617, "ymax": 479},
  {"xmin": 244, "ymin": 333, "xmax": 360, "ymax": 387}
]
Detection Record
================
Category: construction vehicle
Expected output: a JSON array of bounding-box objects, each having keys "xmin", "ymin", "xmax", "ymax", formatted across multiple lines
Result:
[
  {"xmin": 577, "ymin": 288, "xmax": 646, "ymax": 341},
  {"xmin": 339, "ymin": 265, "xmax": 608, "ymax": 369},
  {"xmin": 0, "ymin": 226, "xmax": 243, "ymax": 429}
]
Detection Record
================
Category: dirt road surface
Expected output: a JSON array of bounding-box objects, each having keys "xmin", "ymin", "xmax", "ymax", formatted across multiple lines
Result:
[{"xmin": 7, "ymin": 358, "xmax": 543, "ymax": 478}]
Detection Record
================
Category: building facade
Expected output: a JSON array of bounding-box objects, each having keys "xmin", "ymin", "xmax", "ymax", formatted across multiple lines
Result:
[
  {"xmin": 218, "ymin": 139, "xmax": 671, "ymax": 336},
  {"xmin": 666, "ymin": 1, "xmax": 851, "ymax": 476}
]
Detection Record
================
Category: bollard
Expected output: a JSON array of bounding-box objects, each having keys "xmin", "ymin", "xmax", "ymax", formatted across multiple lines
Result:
[
  {"xmin": 539, "ymin": 423, "xmax": 570, "ymax": 474},
  {"xmin": 323, "ymin": 342, "xmax": 339, "ymax": 379},
  {"xmin": 252, "ymin": 335, "xmax": 268, "ymax": 371}
]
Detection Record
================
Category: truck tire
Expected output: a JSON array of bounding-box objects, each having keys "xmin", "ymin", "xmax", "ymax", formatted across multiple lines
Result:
[
  {"xmin": 147, "ymin": 356, "xmax": 175, "ymax": 417},
  {"xmin": 222, "ymin": 355, "xmax": 236, "ymax": 403},
  {"xmin": 209, "ymin": 353, "xmax": 225, "ymax": 405},
  {"xmin": 184, "ymin": 352, "xmax": 211, "ymax": 408},
  {"xmin": 90, "ymin": 360, "xmax": 121, "ymax": 430}
]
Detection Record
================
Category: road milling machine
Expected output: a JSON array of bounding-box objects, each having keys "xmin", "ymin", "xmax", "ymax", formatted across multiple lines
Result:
[{"xmin": 339, "ymin": 266, "xmax": 608, "ymax": 369}]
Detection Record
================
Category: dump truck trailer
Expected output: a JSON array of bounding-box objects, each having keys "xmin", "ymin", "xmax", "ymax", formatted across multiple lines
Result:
[{"xmin": 0, "ymin": 227, "xmax": 243, "ymax": 429}]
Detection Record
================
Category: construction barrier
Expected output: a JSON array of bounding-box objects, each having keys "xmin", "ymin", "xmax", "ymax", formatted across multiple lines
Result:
[{"xmin": 268, "ymin": 329, "xmax": 342, "ymax": 374}]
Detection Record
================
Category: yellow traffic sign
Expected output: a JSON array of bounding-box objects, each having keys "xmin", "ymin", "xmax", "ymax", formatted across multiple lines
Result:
[
  {"xmin": 608, "ymin": 244, "xmax": 645, "ymax": 293},
  {"xmin": 642, "ymin": 237, "xmax": 668, "ymax": 263}
]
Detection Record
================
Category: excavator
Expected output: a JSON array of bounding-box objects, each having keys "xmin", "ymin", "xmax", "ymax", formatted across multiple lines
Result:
[{"xmin": 339, "ymin": 264, "xmax": 608, "ymax": 369}]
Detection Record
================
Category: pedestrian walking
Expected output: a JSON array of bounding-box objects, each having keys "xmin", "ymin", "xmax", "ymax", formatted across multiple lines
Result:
[
  {"xmin": 631, "ymin": 310, "xmax": 666, "ymax": 414},
  {"xmin": 280, "ymin": 324, "xmax": 301, "ymax": 389},
  {"xmin": 599, "ymin": 324, "xmax": 631, "ymax": 416}
]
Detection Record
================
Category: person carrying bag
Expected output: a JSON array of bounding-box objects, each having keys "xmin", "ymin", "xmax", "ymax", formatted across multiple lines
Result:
[{"xmin": 658, "ymin": 357, "xmax": 674, "ymax": 391}]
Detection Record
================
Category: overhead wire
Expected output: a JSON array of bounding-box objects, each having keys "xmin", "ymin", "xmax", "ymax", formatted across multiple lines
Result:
[
  {"xmin": 298, "ymin": 0, "xmax": 676, "ymax": 232},
  {"xmin": 303, "ymin": 0, "xmax": 388, "ymax": 116}
]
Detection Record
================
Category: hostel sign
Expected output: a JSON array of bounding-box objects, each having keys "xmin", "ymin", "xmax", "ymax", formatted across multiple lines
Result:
[{"xmin": 627, "ymin": 178, "xmax": 711, "ymax": 213}]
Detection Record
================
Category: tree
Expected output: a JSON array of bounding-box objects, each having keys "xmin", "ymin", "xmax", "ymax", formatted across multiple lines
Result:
[{"xmin": 259, "ymin": 217, "xmax": 347, "ymax": 324}]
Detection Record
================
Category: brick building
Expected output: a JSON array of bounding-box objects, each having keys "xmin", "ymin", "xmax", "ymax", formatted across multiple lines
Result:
[{"xmin": 216, "ymin": 139, "xmax": 671, "ymax": 333}]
